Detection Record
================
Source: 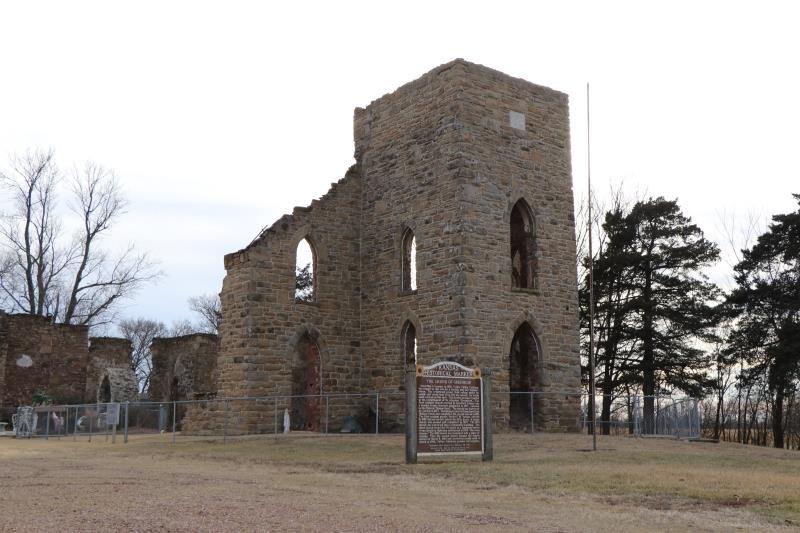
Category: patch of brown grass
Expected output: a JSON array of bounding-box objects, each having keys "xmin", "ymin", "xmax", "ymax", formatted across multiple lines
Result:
[{"xmin": 2, "ymin": 432, "xmax": 800, "ymax": 531}]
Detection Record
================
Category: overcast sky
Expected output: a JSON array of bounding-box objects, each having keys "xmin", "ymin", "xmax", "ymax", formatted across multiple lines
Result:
[{"xmin": 1, "ymin": 1, "xmax": 798, "ymax": 328}]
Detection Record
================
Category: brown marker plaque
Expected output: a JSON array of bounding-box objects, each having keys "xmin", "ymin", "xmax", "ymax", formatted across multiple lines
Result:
[{"xmin": 416, "ymin": 362, "xmax": 483, "ymax": 455}]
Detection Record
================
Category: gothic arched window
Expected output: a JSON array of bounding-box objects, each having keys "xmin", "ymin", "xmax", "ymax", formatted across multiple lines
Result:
[
  {"xmin": 510, "ymin": 199, "xmax": 537, "ymax": 289},
  {"xmin": 401, "ymin": 228, "xmax": 417, "ymax": 292},
  {"xmin": 295, "ymin": 237, "xmax": 316, "ymax": 302}
]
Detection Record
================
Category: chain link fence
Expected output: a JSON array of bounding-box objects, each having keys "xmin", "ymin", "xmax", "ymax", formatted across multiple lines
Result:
[
  {"xmin": 8, "ymin": 391, "xmax": 700, "ymax": 443},
  {"xmin": 579, "ymin": 394, "xmax": 701, "ymax": 438}
]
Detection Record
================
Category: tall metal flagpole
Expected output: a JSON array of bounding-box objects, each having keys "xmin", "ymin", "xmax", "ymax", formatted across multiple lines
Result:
[{"xmin": 587, "ymin": 82, "xmax": 597, "ymax": 451}]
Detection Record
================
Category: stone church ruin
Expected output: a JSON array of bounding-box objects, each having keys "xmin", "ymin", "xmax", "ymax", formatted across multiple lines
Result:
[
  {"xmin": 194, "ymin": 59, "xmax": 583, "ymax": 434},
  {"xmin": 0, "ymin": 312, "xmax": 138, "ymax": 421}
]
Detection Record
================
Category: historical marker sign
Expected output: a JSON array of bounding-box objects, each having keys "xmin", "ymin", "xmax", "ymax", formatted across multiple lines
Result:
[{"xmin": 415, "ymin": 361, "xmax": 484, "ymax": 457}]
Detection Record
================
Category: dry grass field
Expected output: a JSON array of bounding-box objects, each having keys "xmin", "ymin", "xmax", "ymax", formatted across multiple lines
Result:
[{"xmin": 2, "ymin": 432, "xmax": 800, "ymax": 532}]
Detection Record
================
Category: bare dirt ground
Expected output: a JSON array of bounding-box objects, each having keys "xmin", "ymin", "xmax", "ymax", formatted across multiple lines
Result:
[{"xmin": 2, "ymin": 432, "xmax": 800, "ymax": 532}]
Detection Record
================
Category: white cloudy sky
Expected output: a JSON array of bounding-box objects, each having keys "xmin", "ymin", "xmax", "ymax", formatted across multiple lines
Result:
[{"xmin": 1, "ymin": 1, "xmax": 798, "ymax": 327}]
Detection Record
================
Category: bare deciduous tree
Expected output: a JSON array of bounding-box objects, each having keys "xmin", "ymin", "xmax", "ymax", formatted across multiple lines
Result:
[
  {"xmin": 118, "ymin": 316, "xmax": 206, "ymax": 394},
  {"xmin": 0, "ymin": 150, "xmax": 66, "ymax": 316},
  {"xmin": 118, "ymin": 317, "xmax": 167, "ymax": 394},
  {"xmin": 0, "ymin": 150, "xmax": 160, "ymax": 326},
  {"xmin": 188, "ymin": 293, "xmax": 221, "ymax": 334},
  {"xmin": 168, "ymin": 318, "xmax": 197, "ymax": 337}
]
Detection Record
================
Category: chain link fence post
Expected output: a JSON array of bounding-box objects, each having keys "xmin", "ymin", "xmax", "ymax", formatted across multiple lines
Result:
[
  {"xmin": 124, "ymin": 402, "xmax": 129, "ymax": 444},
  {"xmin": 529, "ymin": 393, "xmax": 534, "ymax": 434}
]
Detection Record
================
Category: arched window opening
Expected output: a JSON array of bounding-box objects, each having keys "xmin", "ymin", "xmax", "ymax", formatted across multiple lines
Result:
[
  {"xmin": 510, "ymin": 200, "xmax": 537, "ymax": 289},
  {"xmin": 295, "ymin": 237, "xmax": 316, "ymax": 302},
  {"xmin": 509, "ymin": 322, "xmax": 542, "ymax": 431},
  {"xmin": 290, "ymin": 333, "xmax": 321, "ymax": 431},
  {"xmin": 402, "ymin": 321, "xmax": 417, "ymax": 373},
  {"xmin": 402, "ymin": 229, "xmax": 417, "ymax": 292}
]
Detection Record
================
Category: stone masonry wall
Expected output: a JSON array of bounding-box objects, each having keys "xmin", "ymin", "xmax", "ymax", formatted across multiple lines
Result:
[
  {"xmin": 0, "ymin": 316, "xmax": 6, "ymax": 416},
  {"xmin": 210, "ymin": 166, "xmax": 363, "ymax": 433},
  {"xmin": 452, "ymin": 62, "xmax": 581, "ymax": 429},
  {"xmin": 0, "ymin": 314, "xmax": 138, "ymax": 421},
  {"xmin": 0, "ymin": 312, "xmax": 89, "ymax": 419},
  {"xmin": 95, "ymin": 367, "xmax": 139, "ymax": 403},
  {"xmin": 353, "ymin": 62, "xmax": 484, "ymax": 425},
  {"xmin": 353, "ymin": 60, "xmax": 580, "ymax": 430},
  {"xmin": 85, "ymin": 337, "xmax": 135, "ymax": 401},
  {"xmin": 209, "ymin": 59, "xmax": 581, "ymax": 433},
  {"xmin": 150, "ymin": 333, "xmax": 219, "ymax": 401}
]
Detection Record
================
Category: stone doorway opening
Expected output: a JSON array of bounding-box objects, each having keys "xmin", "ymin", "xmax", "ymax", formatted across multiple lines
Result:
[
  {"xmin": 290, "ymin": 334, "xmax": 321, "ymax": 431},
  {"xmin": 99, "ymin": 375, "xmax": 111, "ymax": 403},
  {"xmin": 509, "ymin": 322, "xmax": 542, "ymax": 430}
]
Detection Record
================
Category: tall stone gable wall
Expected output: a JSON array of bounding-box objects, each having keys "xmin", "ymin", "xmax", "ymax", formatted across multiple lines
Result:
[
  {"xmin": 216, "ymin": 168, "xmax": 362, "ymax": 432},
  {"xmin": 212, "ymin": 59, "xmax": 581, "ymax": 432}
]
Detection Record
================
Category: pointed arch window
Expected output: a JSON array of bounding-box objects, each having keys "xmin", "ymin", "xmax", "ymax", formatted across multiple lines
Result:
[
  {"xmin": 295, "ymin": 237, "xmax": 316, "ymax": 302},
  {"xmin": 509, "ymin": 322, "xmax": 543, "ymax": 430},
  {"xmin": 401, "ymin": 228, "xmax": 417, "ymax": 292},
  {"xmin": 510, "ymin": 199, "xmax": 537, "ymax": 289}
]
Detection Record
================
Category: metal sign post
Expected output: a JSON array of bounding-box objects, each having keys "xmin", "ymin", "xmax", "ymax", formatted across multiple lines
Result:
[{"xmin": 587, "ymin": 82, "xmax": 597, "ymax": 452}]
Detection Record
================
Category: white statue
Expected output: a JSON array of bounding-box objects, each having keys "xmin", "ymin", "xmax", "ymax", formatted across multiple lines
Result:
[
  {"xmin": 283, "ymin": 408, "xmax": 290, "ymax": 433},
  {"xmin": 51, "ymin": 412, "xmax": 63, "ymax": 433}
]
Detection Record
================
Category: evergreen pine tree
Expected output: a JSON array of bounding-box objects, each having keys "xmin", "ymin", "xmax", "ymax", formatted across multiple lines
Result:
[
  {"xmin": 583, "ymin": 197, "xmax": 721, "ymax": 433},
  {"xmin": 728, "ymin": 194, "xmax": 800, "ymax": 448}
]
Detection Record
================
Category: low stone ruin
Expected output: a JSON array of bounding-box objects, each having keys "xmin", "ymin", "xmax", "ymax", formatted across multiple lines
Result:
[
  {"xmin": 0, "ymin": 312, "xmax": 138, "ymax": 422},
  {"xmin": 149, "ymin": 333, "xmax": 219, "ymax": 402}
]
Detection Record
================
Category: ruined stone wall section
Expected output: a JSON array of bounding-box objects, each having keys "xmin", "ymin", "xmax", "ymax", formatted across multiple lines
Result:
[
  {"xmin": 454, "ymin": 63, "xmax": 581, "ymax": 430},
  {"xmin": 150, "ymin": 338, "xmax": 173, "ymax": 401},
  {"xmin": 89, "ymin": 337, "xmax": 131, "ymax": 367},
  {"xmin": 0, "ymin": 316, "xmax": 7, "ymax": 412},
  {"xmin": 85, "ymin": 337, "xmax": 135, "ymax": 402},
  {"xmin": 0, "ymin": 313, "xmax": 89, "ymax": 416},
  {"xmin": 150, "ymin": 333, "xmax": 219, "ymax": 401},
  {"xmin": 96, "ymin": 367, "xmax": 139, "ymax": 403},
  {"xmin": 214, "ymin": 169, "xmax": 363, "ymax": 432}
]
